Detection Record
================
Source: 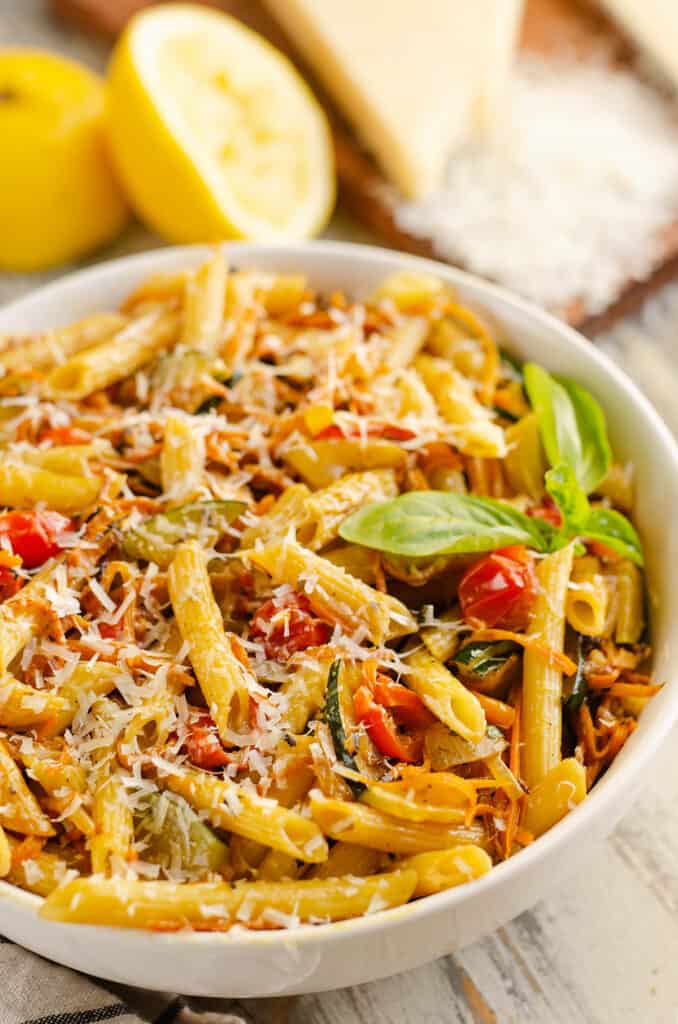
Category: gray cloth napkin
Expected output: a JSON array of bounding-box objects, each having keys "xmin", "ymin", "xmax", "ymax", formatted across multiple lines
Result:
[{"xmin": 0, "ymin": 936, "xmax": 246, "ymax": 1024}]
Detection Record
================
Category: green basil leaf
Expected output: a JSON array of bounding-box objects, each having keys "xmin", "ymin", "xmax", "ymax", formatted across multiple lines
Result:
[
  {"xmin": 524, "ymin": 364, "xmax": 611, "ymax": 494},
  {"xmin": 581, "ymin": 507, "xmax": 644, "ymax": 567},
  {"xmin": 339, "ymin": 491, "xmax": 552, "ymax": 558},
  {"xmin": 545, "ymin": 463, "xmax": 590, "ymax": 530}
]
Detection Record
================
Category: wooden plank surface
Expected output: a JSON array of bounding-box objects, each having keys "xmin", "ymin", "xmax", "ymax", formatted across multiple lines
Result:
[
  {"xmin": 47, "ymin": 0, "xmax": 678, "ymax": 336},
  {"xmin": 4, "ymin": 3, "xmax": 678, "ymax": 1021}
]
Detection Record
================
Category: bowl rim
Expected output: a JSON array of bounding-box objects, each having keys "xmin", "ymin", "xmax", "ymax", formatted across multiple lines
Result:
[{"xmin": 1, "ymin": 238, "xmax": 677, "ymax": 948}]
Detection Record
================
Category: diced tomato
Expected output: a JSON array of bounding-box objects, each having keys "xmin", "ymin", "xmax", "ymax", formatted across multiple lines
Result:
[
  {"xmin": 315, "ymin": 422, "xmax": 416, "ymax": 442},
  {"xmin": 37, "ymin": 425, "xmax": 92, "ymax": 446},
  {"xmin": 184, "ymin": 714, "xmax": 231, "ymax": 770},
  {"xmin": 527, "ymin": 497, "xmax": 562, "ymax": 527},
  {"xmin": 354, "ymin": 685, "xmax": 423, "ymax": 763},
  {"xmin": 458, "ymin": 545, "xmax": 538, "ymax": 630},
  {"xmin": 0, "ymin": 565, "xmax": 22, "ymax": 602},
  {"xmin": 371, "ymin": 676, "xmax": 435, "ymax": 729},
  {"xmin": 250, "ymin": 592, "xmax": 332, "ymax": 660},
  {"xmin": 98, "ymin": 620, "xmax": 126, "ymax": 641},
  {"xmin": 0, "ymin": 510, "xmax": 72, "ymax": 569}
]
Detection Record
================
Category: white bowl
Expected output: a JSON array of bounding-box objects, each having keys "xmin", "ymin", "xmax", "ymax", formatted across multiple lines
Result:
[{"xmin": 1, "ymin": 242, "xmax": 677, "ymax": 997}]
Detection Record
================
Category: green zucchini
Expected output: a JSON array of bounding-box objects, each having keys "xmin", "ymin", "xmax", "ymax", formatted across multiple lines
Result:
[
  {"xmin": 122, "ymin": 499, "xmax": 246, "ymax": 568},
  {"xmin": 324, "ymin": 659, "xmax": 364, "ymax": 795},
  {"xmin": 565, "ymin": 634, "xmax": 589, "ymax": 717},
  {"xmin": 137, "ymin": 792, "xmax": 229, "ymax": 875},
  {"xmin": 453, "ymin": 640, "xmax": 520, "ymax": 696}
]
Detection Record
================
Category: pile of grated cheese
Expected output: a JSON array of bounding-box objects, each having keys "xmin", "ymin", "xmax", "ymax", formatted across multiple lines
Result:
[{"xmin": 392, "ymin": 56, "xmax": 678, "ymax": 315}]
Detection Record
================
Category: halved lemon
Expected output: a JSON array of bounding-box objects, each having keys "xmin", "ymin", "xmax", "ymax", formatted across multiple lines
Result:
[{"xmin": 106, "ymin": 4, "xmax": 336, "ymax": 242}]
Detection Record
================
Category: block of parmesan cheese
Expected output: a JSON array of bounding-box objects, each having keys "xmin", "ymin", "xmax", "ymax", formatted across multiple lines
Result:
[
  {"xmin": 597, "ymin": 0, "xmax": 678, "ymax": 93},
  {"xmin": 263, "ymin": 0, "xmax": 524, "ymax": 199}
]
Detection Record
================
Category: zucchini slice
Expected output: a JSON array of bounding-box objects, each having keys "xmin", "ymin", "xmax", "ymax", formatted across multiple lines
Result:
[{"xmin": 122, "ymin": 499, "xmax": 246, "ymax": 568}]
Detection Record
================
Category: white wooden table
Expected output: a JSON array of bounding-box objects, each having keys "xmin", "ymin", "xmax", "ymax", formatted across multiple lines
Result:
[{"xmin": 3, "ymin": 3, "xmax": 678, "ymax": 1020}]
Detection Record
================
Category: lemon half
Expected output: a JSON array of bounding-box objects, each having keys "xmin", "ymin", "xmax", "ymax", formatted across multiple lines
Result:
[
  {"xmin": 0, "ymin": 50, "xmax": 128, "ymax": 272},
  {"xmin": 106, "ymin": 4, "xmax": 335, "ymax": 242}
]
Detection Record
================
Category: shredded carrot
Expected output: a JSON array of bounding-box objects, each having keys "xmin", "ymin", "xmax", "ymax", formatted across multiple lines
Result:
[
  {"xmin": 11, "ymin": 836, "xmax": 45, "ymax": 867},
  {"xmin": 473, "ymin": 628, "xmax": 577, "ymax": 675},
  {"xmin": 442, "ymin": 300, "xmax": 499, "ymax": 403},
  {"xmin": 586, "ymin": 671, "xmax": 620, "ymax": 690},
  {"xmin": 471, "ymin": 691, "xmax": 515, "ymax": 730}
]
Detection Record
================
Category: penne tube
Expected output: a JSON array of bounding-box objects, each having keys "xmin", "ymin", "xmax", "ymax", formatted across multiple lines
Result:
[
  {"xmin": 298, "ymin": 469, "xmax": 398, "ymax": 551},
  {"xmin": 283, "ymin": 439, "xmax": 407, "ymax": 490},
  {"xmin": 371, "ymin": 270, "xmax": 446, "ymax": 311},
  {"xmin": 40, "ymin": 870, "xmax": 418, "ymax": 929},
  {"xmin": 19, "ymin": 745, "xmax": 93, "ymax": 838},
  {"xmin": 360, "ymin": 772, "xmax": 474, "ymax": 824},
  {"xmin": 522, "ymin": 758, "xmax": 586, "ymax": 838},
  {"xmin": 161, "ymin": 413, "xmax": 206, "ymax": 506},
  {"xmin": 0, "ymin": 824, "xmax": 9, "ymax": 877},
  {"xmin": 0, "ymin": 313, "xmax": 126, "ymax": 373},
  {"xmin": 0, "ymin": 566, "xmax": 55, "ymax": 674},
  {"xmin": 414, "ymin": 355, "xmax": 506, "ymax": 457},
  {"xmin": 0, "ymin": 460, "xmax": 100, "ymax": 514},
  {"xmin": 248, "ymin": 539, "xmax": 416, "ymax": 645},
  {"xmin": 168, "ymin": 541, "xmax": 252, "ymax": 739},
  {"xmin": 162, "ymin": 766, "xmax": 328, "ymax": 864},
  {"xmin": 17, "ymin": 441, "xmax": 113, "ymax": 477},
  {"xmin": 405, "ymin": 648, "xmax": 486, "ymax": 743},
  {"xmin": 398, "ymin": 846, "xmax": 492, "ymax": 897},
  {"xmin": 180, "ymin": 250, "xmax": 227, "ymax": 352},
  {"xmin": 90, "ymin": 768, "xmax": 135, "ymax": 876},
  {"xmin": 0, "ymin": 737, "xmax": 54, "ymax": 837},
  {"xmin": 0, "ymin": 674, "xmax": 68, "ymax": 730},
  {"xmin": 240, "ymin": 483, "xmax": 311, "ymax": 547},
  {"xmin": 309, "ymin": 793, "xmax": 489, "ymax": 855},
  {"xmin": 308, "ymin": 841, "xmax": 383, "ymax": 880},
  {"xmin": 279, "ymin": 647, "xmax": 335, "ymax": 734},
  {"xmin": 5, "ymin": 835, "xmax": 72, "ymax": 896},
  {"xmin": 566, "ymin": 556, "xmax": 608, "ymax": 637},
  {"xmin": 48, "ymin": 662, "xmax": 129, "ymax": 737},
  {"xmin": 503, "ymin": 413, "xmax": 546, "ymax": 501},
  {"xmin": 420, "ymin": 609, "xmax": 463, "ymax": 663},
  {"xmin": 522, "ymin": 544, "xmax": 575, "ymax": 789},
  {"xmin": 614, "ymin": 560, "xmax": 645, "ymax": 645},
  {"xmin": 45, "ymin": 309, "xmax": 178, "ymax": 400}
]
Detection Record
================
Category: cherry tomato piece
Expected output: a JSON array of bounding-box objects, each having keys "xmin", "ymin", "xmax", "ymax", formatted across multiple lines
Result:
[
  {"xmin": 458, "ymin": 545, "xmax": 538, "ymax": 630},
  {"xmin": 250, "ymin": 592, "xmax": 332, "ymax": 660},
  {"xmin": 353, "ymin": 685, "xmax": 423, "ymax": 763},
  {"xmin": 372, "ymin": 677, "xmax": 435, "ymax": 729},
  {"xmin": 527, "ymin": 497, "xmax": 562, "ymax": 527},
  {"xmin": 184, "ymin": 714, "xmax": 231, "ymax": 770},
  {"xmin": 315, "ymin": 423, "xmax": 416, "ymax": 442},
  {"xmin": 0, "ymin": 510, "xmax": 72, "ymax": 569},
  {"xmin": 38, "ymin": 425, "xmax": 93, "ymax": 446}
]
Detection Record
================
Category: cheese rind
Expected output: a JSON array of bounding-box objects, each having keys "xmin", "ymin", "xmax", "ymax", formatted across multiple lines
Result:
[{"xmin": 264, "ymin": 0, "xmax": 524, "ymax": 199}]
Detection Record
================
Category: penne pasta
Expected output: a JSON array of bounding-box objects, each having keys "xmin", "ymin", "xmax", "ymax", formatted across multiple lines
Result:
[
  {"xmin": 161, "ymin": 413, "xmax": 206, "ymax": 506},
  {"xmin": 310, "ymin": 793, "xmax": 489, "ymax": 855},
  {"xmin": 90, "ymin": 767, "xmax": 135, "ymax": 876},
  {"xmin": 283, "ymin": 439, "xmax": 407, "ymax": 490},
  {"xmin": 248, "ymin": 538, "xmax": 416, "ymax": 645},
  {"xmin": 40, "ymin": 870, "xmax": 418, "ymax": 929},
  {"xmin": 0, "ymin": 313, "xmax": 126, "ymax": 373},
  {"xmin": 180, "ymin": 250, "xmax": 228, "ymax": 352},
  {"xmin": 614, "ymin": 559, "xmax": 645, "ymax": 645},
  {"xmin": 0, "ymin": 460, "xmax": 100, "ymax": 514},
  {"xmin": 566, "ymin": 555, "xmax": 608, "ymax": 637},
  {"xmin": 0, "ymin": 737, "xmax": 54, "ymax": 837},
  {"xmin": 522, "ymin": 758, "xmax": 586, "ymax": 838},
  {"xmin": 169, "ymin": 541, "xmax": 252, "ymax": 740},
  {"xmin": 299, "ymin": 469, "xmax": 398, "ymax": 551},
  {"xmin": 398, "ymin": 846, "xmax": 492, "ymax": 897},
  {"xmin": 522, "ymin": 544, "xmax": 575, "ymax": 789},
  {"xmin": 405, "ymin": 648, "xmax": 486, "ymax": 743},
  {"xmin": 45, "ymin": 309, "xmax": 178, "ymax": 399},
  {"xmin": 415, "ymin": 354, "xmax": 507, "ymax": 457},
  {"xmin": 161, "ymin": 766, "xmax": 328, "ymax": 863}
]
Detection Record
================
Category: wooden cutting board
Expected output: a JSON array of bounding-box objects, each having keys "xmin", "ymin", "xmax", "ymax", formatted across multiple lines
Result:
[{"xmin": 51, "ymin": 0, "xmax": 678, "ymax": 335}]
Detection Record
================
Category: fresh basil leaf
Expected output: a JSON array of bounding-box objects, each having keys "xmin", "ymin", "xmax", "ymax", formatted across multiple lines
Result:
[
  {"xmin": 581, "ymin": 507, "xmax": 644, "ymax": 567},
  {"xmin": 524, "ymin": 363, "xmax": 611, "ymax": 494},
  {"xmin": 545, "ymin": 463, "xmax": 590, "ymax": 530},
  {"xmin": 339, "ymin": 491, "xmax": 552, "ymax": 558}
]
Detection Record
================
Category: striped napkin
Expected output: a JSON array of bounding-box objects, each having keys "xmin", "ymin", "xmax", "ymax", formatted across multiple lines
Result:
[{"xmin": 0, "ymin": 935, "xmax": 245, "ymax": 1024}]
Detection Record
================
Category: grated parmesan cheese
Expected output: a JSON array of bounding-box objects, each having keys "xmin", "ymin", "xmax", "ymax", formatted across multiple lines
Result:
[{"xmin": 393, "ymin": 56, "xmax": 678, "ymax": 315}]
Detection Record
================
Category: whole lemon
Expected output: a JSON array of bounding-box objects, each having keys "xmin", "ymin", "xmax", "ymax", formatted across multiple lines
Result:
[{"xmin": 0, "ymin": 50, "xmax": 129, "ymax": 272}]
